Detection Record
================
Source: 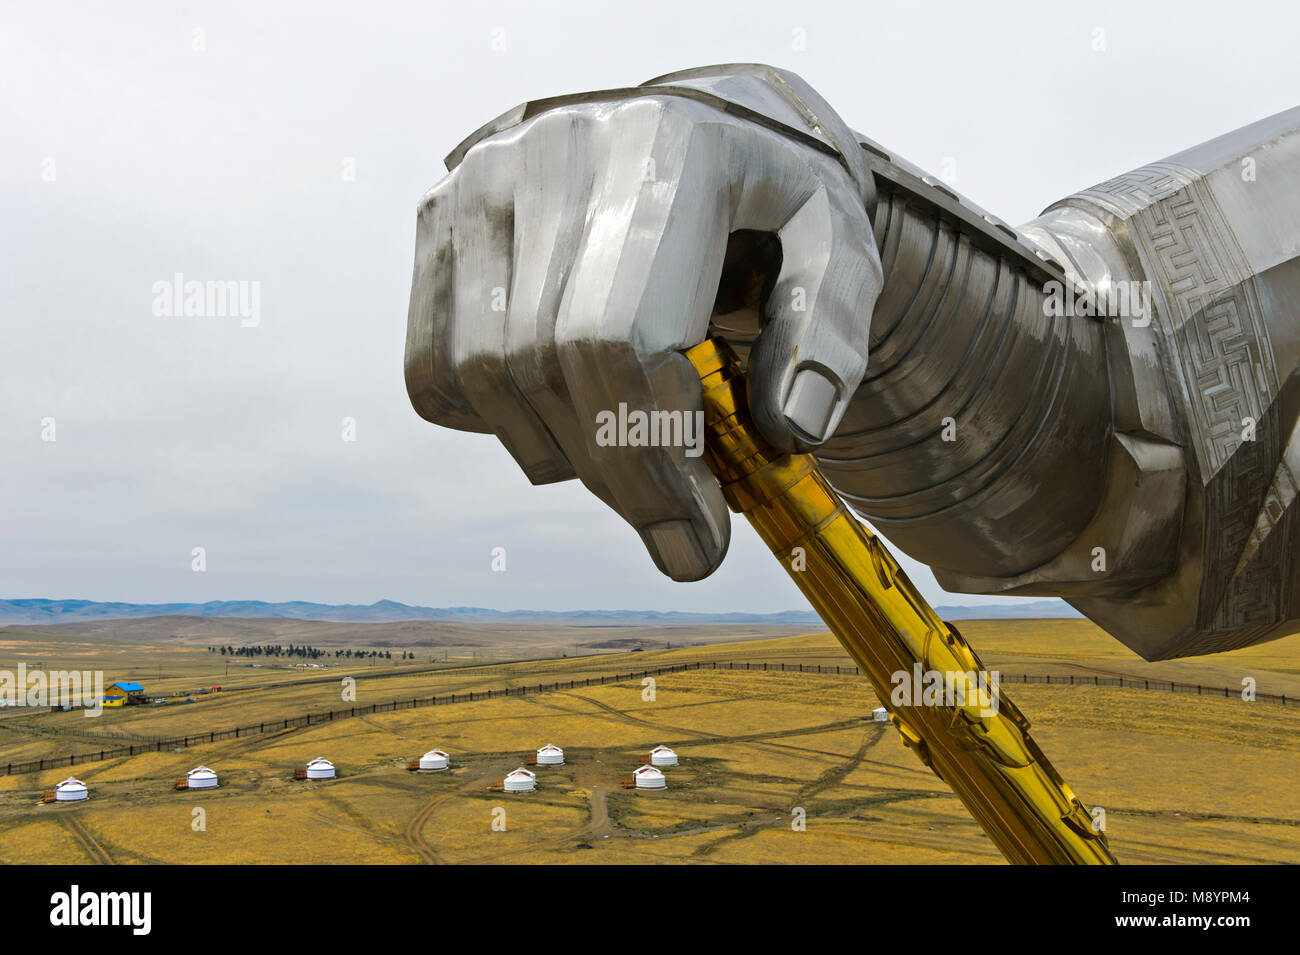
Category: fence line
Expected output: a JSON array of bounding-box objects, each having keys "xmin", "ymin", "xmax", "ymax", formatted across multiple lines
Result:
[{"xmin": 2, "ymin": 660, "xmax": 1289, "ymax": 777}]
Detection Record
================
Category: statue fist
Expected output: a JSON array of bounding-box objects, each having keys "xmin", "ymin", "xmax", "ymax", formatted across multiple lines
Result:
[{"xmin": 405, "ymin": 87, "xmax": 882, "ymax": 580}]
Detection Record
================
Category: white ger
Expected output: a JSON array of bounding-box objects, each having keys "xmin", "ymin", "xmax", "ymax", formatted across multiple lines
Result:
[
  {"xmin": 535, "ymin": 744, "xmax": 564, "ymax": 766},
  {"xmin": 872, "ymin": 707, "xmax": 890, "ymax": 722},
  {"xmin": 55, "ymin": 777, "xmax": 88, "ymax": 801},
  {"xmin": 633, "ymin": 765, "xmax": 667, "ymax": 790},
  {"xmin": 649, "ymin": 745, "xmax": 678, "ymax": 766},
  {"xmin": 419, "ymin": 749, "xmax": 449, "ymax": 771},
  {"xmin": 187, "ymin": 766, "xmax": 218, "ymax": 789},
  {"xmin": 504, "ymin": 767, "xmax": 536, "ymax": 792},
  {"xmin": 306, "ymin": 757, "xmax": 335, "ymax": 779}
]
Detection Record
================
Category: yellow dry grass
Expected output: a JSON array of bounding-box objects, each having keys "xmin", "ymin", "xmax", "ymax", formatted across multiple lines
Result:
[{"xmin": 0, "ymin": 623, "xmax": 1297, "ymax": 864}]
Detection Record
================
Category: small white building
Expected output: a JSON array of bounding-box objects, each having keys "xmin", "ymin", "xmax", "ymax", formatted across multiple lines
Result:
[
  {"xmin": 504, "ymin": 767, "xmax": 536, "ymax": 792},
  {"xmin": 418, "ymin": 749, "xmax": 449, "ymax": 771},
  {"xmin": 305, "ymin": 757, "xmax": 335, "ymax": 780},
  {"xmin": 187, "ymin": 766, "xmax": 218, "ymax": 789},
  {"xmin": 648, "ymin": 745, "xmax": 678, "ymax": 767},
  {"xmin": 633, "ymin": 765, "xmax": 667, "ymax": 790},
  {"xmin": 535, "ymin": 744, "xmax": 564, "ymax": 766},
  {"xmin": 872, "ymin": 707, "xmax": 889, "ymax": 722},
  {"xmin": 55, "ymin": 777, "xmax": 88, "ymax": 802}
]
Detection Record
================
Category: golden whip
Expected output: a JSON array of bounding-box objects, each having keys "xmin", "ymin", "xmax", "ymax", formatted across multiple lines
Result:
[{"xmin": 686, "ymin": 338, "xmax": 1117, "ymax": 865}]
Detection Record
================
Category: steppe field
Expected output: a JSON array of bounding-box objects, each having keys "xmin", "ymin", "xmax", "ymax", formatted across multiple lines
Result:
[{"xmin": 0, "ymin": 618, "xmax": 1297, "ymax": 865}]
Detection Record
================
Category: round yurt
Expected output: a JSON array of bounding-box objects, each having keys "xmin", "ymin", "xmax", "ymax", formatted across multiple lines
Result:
[
  {"xmin": 633, "ymin": 765, "xmax": 667, "ymax": 790},
  {"xmin": 55, "ymin": 777, "xmax": 88, "ymax": 802},
  {"xmin": 187, "ymin": 766, "xmax": 218, "ymax": 789},
  {"xmin": 872, "ymin": 707, "xmax": 890, "ymax": 722},
  {"xmin": 418, "ymin": 749, "xmax": 449, "ymax": 771},
  {"xmin": 504, "ymin": 767, "xmax": 536, "ymax": 792},
  {"xmin": 535, "ymin": 744, "xmax": 564, "ymax": 766},
  {"xmin": 648, "ymin": 744, "xmax": 678, "ymax": 767},
  {"xmin": 305, "ymin": 757, "xmax": 335, "ymax": 780}
]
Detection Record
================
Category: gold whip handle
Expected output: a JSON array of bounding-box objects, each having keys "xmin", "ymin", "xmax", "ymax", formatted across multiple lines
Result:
[{"xmin": 686, "ymin": 338, "xmax": 1117, "ymax": 865}]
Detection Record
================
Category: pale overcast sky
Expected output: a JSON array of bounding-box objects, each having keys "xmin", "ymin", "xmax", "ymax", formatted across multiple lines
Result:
[{"xmin": 2, "ymin": 1, "xmax": 1297, "ymax": 612}]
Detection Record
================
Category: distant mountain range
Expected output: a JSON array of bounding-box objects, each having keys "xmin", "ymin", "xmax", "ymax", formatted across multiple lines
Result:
[{"xmin": 0, "ymin": 597, "xmax": 1081, "ymax": 627}]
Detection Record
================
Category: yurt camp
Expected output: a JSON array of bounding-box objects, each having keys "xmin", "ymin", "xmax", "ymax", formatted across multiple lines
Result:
[
  {"xmin": 633, "ymin": 765, "xmax": 667, "ymax": 790},
  {"xmin": 503, "ymin": 767, "xmax": 536, "ymax": 792},
  {"xmin": 305, "ymin": 757, "xmax": 335, "ymax": 779},
  {"xmin": 535, "ymin": 744, "xmax": 564, "ymax": 766},
  {"xmin": 648, "ymin": 745, "xmax": 678, "ymax": 766},
  {"xmin": 55, "ymin": 778, "xmax": 88, "ymax": 802},
  {"xmin": 872, "ymin": 707, "xmax": 889, "ymax": 722},
  {"xmin": 186, "ymin": 766, "xmax": 218, "ymax": 789},
  {"xmin": 418, "ymin": 749, "xmax": 449, "ymax": 771}
]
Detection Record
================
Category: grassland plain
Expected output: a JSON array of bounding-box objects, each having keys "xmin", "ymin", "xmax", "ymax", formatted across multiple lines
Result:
[{"xmin": 0, "ymin": 621, "xmax": 1297, "ymax": 864}]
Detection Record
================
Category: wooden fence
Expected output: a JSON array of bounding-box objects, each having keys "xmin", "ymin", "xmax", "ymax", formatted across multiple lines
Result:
[{"xmin": 1, "ymin": 660, "xmax": 1289, "ymax": 776}]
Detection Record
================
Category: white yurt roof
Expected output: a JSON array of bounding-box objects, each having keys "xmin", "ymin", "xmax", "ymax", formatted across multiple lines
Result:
[
  {"xmin": 505, "ymin": 767, "xmax": 535, "ymax": 780},
  {"xmin": 419, "ymin": 749, "xmax": 449, "ymax": 769},
  {"xmin": 188, "ymin": 766, "xmax": 217, "ymax": 779},
  {"xmin": 307, "ymin": 757, "xmax": 333, "ymax": 768},
  {"xmin": 634, "ymin": 765, "xmax": 667, "ymax": 788},
  {"xmin": 537, "ymin": 744, "xmax": 562, "ymax": 754},
  {"xmin": 650, "ymin": 745, "xmax": 674, "ymax": 754},
  {"xmin": 56, "ymin": 777, "xmax": 86, "ymax": 791}
]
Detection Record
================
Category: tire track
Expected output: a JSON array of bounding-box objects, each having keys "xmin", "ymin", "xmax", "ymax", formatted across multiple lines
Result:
[
  {"xmin": 559, "ymin": 691, "xmax": 872, "ymax": 748},
  {"xmin": 797, "ymin": 725, "xmax": 884, "ymax": 801},
  {"xmin": 562, "ymin": 693, "xmax": 712, "ymax": 738},
  {"xmin": 59, "ymin": 813, "xmax": 113, "ymax": 865},
  {"xmin": 689, "ymin": 790, "xmax": 945, "ymax": 858},
  {"xmin": 403, "ymin": 771, "xmax": 503, "ymax": 865}
]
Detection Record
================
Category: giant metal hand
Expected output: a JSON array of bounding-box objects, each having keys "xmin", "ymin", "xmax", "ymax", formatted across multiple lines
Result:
[{"xmin": 405, "ymin": 64, "xmax": 1300, "ymax": 663}]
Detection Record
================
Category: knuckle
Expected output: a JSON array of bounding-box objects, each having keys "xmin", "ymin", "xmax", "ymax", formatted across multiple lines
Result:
[{"xmin": 518, "ymin": 106, "xmax": 589, "ymax": 145}]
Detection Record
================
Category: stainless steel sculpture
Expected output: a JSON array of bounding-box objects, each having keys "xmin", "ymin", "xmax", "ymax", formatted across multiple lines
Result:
[{"xmin": 406, "ymin": 63, "xmax": 1300, "ymax": 662}]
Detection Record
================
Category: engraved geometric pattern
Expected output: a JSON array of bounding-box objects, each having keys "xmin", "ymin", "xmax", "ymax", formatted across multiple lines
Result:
[
  {"xmin": 1073, "ymin": 161, "xmax": 1287, "ymax": 634},
  {"xmin": 1073, "ymin": 161, "xmax": 1279, "ymax": 485}
]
